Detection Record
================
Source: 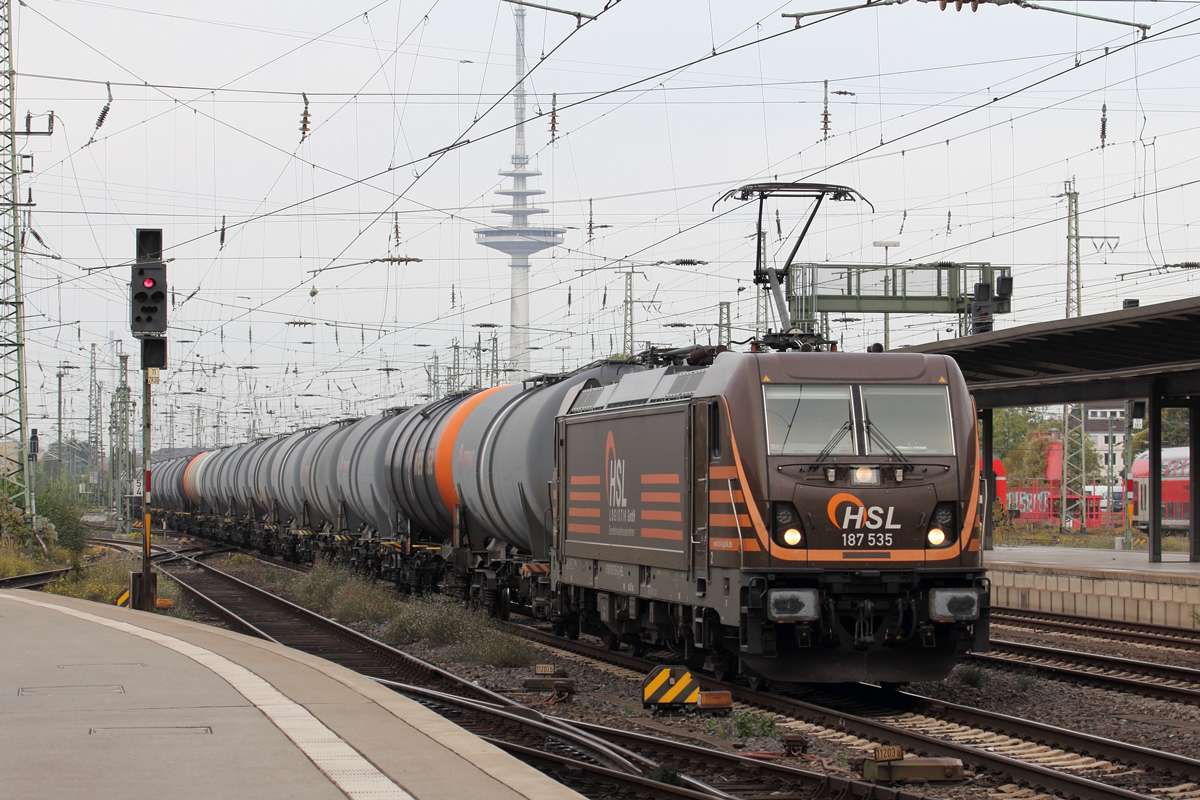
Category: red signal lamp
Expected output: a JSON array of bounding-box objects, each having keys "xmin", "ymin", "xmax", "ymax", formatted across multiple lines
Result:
[{"xmin": 143, "ymin": 277, "xmax": 156, "ymax": 288}]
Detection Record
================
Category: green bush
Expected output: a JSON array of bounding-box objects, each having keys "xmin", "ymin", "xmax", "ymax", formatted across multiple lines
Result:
[
  {"xmin": 296, "ymin": 560, "xmax": 353, "ymax": 611},
  {"xmin": 0, "ymin": 537, "xmax": 43, "ymax": 578},
  {"xmin": 36, "ymin": 474, "xmax": 87, "ymax": 552},
  {"xmin": 46, "ymin": 556, "xmax": 132, "ymax": 604}
]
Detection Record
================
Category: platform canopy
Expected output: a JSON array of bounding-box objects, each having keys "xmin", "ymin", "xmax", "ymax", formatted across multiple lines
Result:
[
  {"xmin": 905, "ymin": 295, "xmax": 1200, "ymax": 564},
  {"xmin": 903, "ymin": 295, "xmax": 1200, "ymax": 409}
]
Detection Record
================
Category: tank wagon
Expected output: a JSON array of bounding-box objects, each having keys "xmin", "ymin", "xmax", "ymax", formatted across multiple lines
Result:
[{"xmin": 154, "ymin": 349, "xmax": 989, "ymax": 685}]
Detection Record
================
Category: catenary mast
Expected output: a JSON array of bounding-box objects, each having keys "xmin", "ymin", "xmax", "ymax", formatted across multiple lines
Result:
[{"xmin": 475, "ymin": 6, "xmax": 563, "ymax": 379}]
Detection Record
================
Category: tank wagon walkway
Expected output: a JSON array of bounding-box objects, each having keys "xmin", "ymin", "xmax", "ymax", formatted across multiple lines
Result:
[{"xmin": 0, "ymin": 591, "xmax": 580, "ymax": 800}]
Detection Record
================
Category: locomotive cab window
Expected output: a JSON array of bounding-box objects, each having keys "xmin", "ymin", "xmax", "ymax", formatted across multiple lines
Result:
[
  {"xmin": 861, "ymin": 385, "xmax": 955, "ymax": 456},
  {"xmin": 764, "ymin": 385, "xmax": 854, "ymax": 455}
]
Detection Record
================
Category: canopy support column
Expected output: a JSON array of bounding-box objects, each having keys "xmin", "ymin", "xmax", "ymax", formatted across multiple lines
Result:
[
  {"xmin": 1148, "ymin": 386, "xmax": 1163, "ymax": 563},
  {"xmin": 1190, "ymin": 396, "xmax": 1199, "ymax": 562},
  {"xmin": 980, "ymin": 408, "xmax": 994, "ymax": 551}
]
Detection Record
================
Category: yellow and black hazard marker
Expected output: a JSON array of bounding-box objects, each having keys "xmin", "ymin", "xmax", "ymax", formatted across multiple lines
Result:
[
  {"xmin": 116, "ymin": 589, "xmax": 131, "ymax": 608},
  {"xmin": 641, "ymin": 665, "xmax": 699, "ymax": 710}
]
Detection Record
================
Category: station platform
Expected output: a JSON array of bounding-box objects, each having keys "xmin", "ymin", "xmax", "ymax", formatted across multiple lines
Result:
[
  {"xmin": 0, "ymin": 590, "xmax": 581, "ymax": 800},
  {"xmin": 985, "ymin": 546, "xmax": 1200, "ymax": 629}
]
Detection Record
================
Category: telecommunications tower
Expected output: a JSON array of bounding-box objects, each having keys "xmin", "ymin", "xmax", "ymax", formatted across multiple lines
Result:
[{"xmin": 475, "ymin": 6, "xmax": 563, "ymax": 378}]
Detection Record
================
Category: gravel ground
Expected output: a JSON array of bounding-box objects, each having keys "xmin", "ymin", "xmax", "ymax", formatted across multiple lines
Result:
[
  {"xmin": 910, "ymin": 661, "xmax": 1200, "ymax": 759},
  {"xmin": 204, "ymin": 553, "xmax": 1200, "ymax": 794},
  {"xmin": 196, "ymin": 555, "xmax": 1051, "ymax": 796}
]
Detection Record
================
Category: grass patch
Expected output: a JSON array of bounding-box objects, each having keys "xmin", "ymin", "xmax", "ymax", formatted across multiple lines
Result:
[
  {"xmin": 648, "ymin": 762, "xmax": 683, "ymax": 786},
  {"xmin": 45, "ymin": 555, "xmax": 132, "ymax": 604},
  {"xmin": 1014, "ymin": 667, "xmax": 1039, "ymax": 693},
  {"xmin": 298, "ymin": 559, "xmax": 535, "ymax": 667},
  {"xmin": 710, "ymin": 711, "xmax": 779, "ymax": 739},
  {"xmin": 380, "ymin": 594, "xmax": 536, "ymax": 667},
  {"xmin": 957, "ymin": 663, "xmax": 989, "ymax": 688},
  {"xmin": 0, "ymin": 538, "xmax": 51, "ymax": 578},
  {"xmin": 226, "ymin": 552, "xmax": 257, "ymax": 566},
  {"xmin": 42, "ymin": 553, "xmax": 190, "ymax": 619}
]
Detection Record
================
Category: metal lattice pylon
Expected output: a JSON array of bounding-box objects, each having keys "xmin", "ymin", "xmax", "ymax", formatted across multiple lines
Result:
[
  {"xmin": 1060, "ymin": 404, "xmax": 1088, "ymax": 534},
  {"xmin": 0, "ymin": 0, "xmax": 29, "ymax": 512}
]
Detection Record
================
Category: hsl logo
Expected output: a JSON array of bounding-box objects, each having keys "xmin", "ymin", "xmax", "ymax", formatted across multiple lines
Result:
[
  {"xmin": 827, "ymin": 492, "xmax": 902, "ymax": 530},
  {"xmin": 605, "ymin": 431, "xmax": 626, "ymax": 508}
]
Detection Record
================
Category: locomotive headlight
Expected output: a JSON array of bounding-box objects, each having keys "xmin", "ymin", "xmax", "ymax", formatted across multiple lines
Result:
[
  {"xmin": 852, "ymin": 466, "xmax": 880, "ymax": 486},
  {"xmin": 773, "ymin": 502, "xmax": 806, "ymax": 548},
  {"xmin": 927, "ymin": 528, "xmax": 946, "ymax": 546}
]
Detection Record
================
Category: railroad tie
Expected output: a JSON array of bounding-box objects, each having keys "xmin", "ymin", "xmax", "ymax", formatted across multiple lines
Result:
[{"xmin": 1152, "ymin": 785, "xmax": 1200, "ymax": 799}]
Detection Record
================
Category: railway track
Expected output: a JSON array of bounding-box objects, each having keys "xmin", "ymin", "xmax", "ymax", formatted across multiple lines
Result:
[
  {"xmin": 982, "ymin": 639, "xmax": 1200, "ymax": 704},
  {"xmin": 0, "ymin": 567, "xmax": 71, "ymax": 590},
  {"xmin": 155, "ymin": 556, "xmax": 911, "ymax": 800},
  {"xmin": 506, "ymin": 622, "xmax": 1200, "ymax": 800},
  {"xmin": 992, "ymin": 607, "xmax": 1200, "ymax": 652}
]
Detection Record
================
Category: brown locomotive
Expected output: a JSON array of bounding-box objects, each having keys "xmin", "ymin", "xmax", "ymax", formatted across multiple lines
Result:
[{"xmin": 554, "ymin": 350, "xmax": 988, "ymax": 684}]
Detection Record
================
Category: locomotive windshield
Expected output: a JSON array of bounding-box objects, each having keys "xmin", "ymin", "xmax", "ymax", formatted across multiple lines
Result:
[
  {"xmin": 862, "ymin": 385, "xmax": 954, "ymax": 456},
  {"xmin": 764, "ymin": 384, "xmax": 954, "ymax": 457},
  {"xmin": 764, "ymin": 385, "xmax": 855, "ymax": 455}
]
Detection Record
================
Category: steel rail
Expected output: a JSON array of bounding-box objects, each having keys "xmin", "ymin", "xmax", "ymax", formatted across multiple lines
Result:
[
  {"xmin": 983, "ymin": 639, "xmax": 1200, "ymax": 704},
  {"xmin": 156, "ymin": 558, "xmax": 744, "ymax": 799},
  {"xmin": 565, "ymin": 718, "xmax": 932, "ymax": 800},
  {"xmin": 839, "ymin": 682, "xmax": 1200, "ymax": 782},
  {"xmin": 155, "ymin": 555, "xmax": 914, "ymax": 800},
  {"xmin": 992, "ymin": 607, "xmax": 1200, "ymax": 652},
  {"xmin": 505, "ymin": 623, "xmax": 1160, "ymax": 800},
  {"xmin": 0, "ymin": 567, "xmax": 70, "ymax": 590},
  {"xmin": 155, "ymin": 554, "xmax": 512, "ymax": 706}
]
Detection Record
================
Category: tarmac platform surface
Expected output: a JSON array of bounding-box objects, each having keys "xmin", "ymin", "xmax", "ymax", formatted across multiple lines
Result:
[
  {"xmin": 0, "ymin": 590, "xmax": 582, "ymax": 800},
  {"xmin": 986, "ymin": 545, "xmax": 1200, "ymax": 575},
  {"xmin": 984, "ymin": 546, "xmax": 1200, "ymax": 628}
]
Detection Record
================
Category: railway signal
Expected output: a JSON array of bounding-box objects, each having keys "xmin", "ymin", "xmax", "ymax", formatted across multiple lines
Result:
[
  {"xmin": 131, "ymin": 262, "xmax": 167, "ymax": 334},
  {"xmin": 128, "ymin": 228, "xmax": 164, "ymax": 612}
]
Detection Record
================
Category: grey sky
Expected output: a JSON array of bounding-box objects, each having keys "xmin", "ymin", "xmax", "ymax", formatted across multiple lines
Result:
[{"xmin": 16, "ymin": 0, "xmax": 1200, "ymax": 445}]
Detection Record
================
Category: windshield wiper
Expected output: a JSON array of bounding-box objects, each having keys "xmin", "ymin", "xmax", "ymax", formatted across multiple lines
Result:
[
  {"xmin": 812, "ymin": 420, "xmax": 853, "ymax": 466},
  {"xmin": 864, "ymin": 417, "xmax": 911, "ymax": 465}
]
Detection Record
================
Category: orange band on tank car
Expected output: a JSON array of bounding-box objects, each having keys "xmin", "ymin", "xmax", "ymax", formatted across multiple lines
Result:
[
  {"xmin": 568, "ymin": 523, "xmax": 600, "ymax": 534},
  {"xmin": 571, "ymin": 475, "xmax": 600, "ymax": 485},
  {"xmin": 434, "ymin": 385, "xmax": 510, "ymax": 515},
  {"xmin": 642, "ymin": 509, "xmax": 682, "ymax": 522},
  {"xmin": 570, "ymin": 491, "xmax": 600, "ymax": 501},
  {"xmin": 641, "ymin": 473, "xmax": 680, "ymax": 484},
  {"xmin": 641, "ymin": 492, "xmax": 681, "ymax": 503},
  {"xmin": 182, "ymin": 451, "xmax": 209, "ymax": 505},
  {"xmin": 568, "ymin": 507, "xmax": 600, "ymax": 518}
]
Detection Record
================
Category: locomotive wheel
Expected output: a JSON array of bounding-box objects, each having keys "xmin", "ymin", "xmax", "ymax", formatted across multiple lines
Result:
[
  {"xmin": 603, "ymin": 631, "xmax": 620, "ymax": 651},
  {"xmin": 746, "ymin": 672, "xmax": 770, "ymax": 692},
  {"xmin": 711, "ymin": 655, "xmax": 735, "ymax": 683}
]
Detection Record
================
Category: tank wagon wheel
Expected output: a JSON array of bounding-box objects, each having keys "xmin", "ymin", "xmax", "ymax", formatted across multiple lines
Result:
[
  {"xmin": 552, "ymin": 614, "xmax": 581, "ymax": 640},
  {"xmin": 603, "ymin": 631, "xmax": 621, "ymax": 651},
  {"xmin": 622, "ymin": 635, "xmax": 645, "ymax": 658}
]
